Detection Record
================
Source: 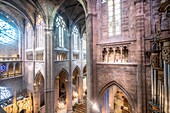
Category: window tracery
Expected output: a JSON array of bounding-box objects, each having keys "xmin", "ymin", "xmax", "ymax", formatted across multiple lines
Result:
[
  {"xmin": 55, "ymin": 16, "xmax": 66, "ymax": 48},
  {"xmin": 72, "ymin": 26, "xmax": 79, "ymax": 50},
  {"xmin": 36, "ymin": 15, "xmax": 44, "ymax": 48},
  {"xmin": 0, "ymin": 17, "xmax": 18, "ymax": 44},
  {"xmin": 0, "ymin": 87, "xmax": 12, "ymax": 102},
  {"xmin": 26, "ymin": 23, "xmax": 33, "ymax": 49},
  {"xmin": 108, "ymin": 0, "xmax": 121, "ymax": 36}
]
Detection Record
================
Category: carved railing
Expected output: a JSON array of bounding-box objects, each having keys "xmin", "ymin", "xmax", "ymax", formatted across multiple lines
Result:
[{"xmin": 3, "ymin": 94, "xmax": 33, "ymax": 113}]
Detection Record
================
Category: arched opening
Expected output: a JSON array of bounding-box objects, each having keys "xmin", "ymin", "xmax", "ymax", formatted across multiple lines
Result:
[
  {"xmin": 72, "ymin": 66, "xmax": 80, "ymax": 105},
  {"xmin": 54, "ymin": 69, "xmax": 68, "ymax": 111},
  {"xmin": 15, "ymin": 63, "xmax": 21, "ymax": 76},
  {"xmin": 8, "ymin": 63, "xmax": 14, "ymax": 77},
  {"xmin": 101, "ymin": 85, "xmax": 132, "ymax": 113},
  {"xmin": 108, "ymin": 47, "xmax": 114, "ymax": 63},
  {"xmin": 99, "ymin": 81, "xmax": 135, "ymax": 113},
  {"xmin": 33, "ymin": 71, "xmax": 45, "ymax": 113},
  {"xmin": 122, "ymin": 46, "xmax": 128, "ymax": 63},
  {"xmin": 115, "ymin": 47, "xmax": 121, "ymax": 63},
  {"xmin": 102, "ymin": 48, "xmax": 107, "ymax": 62}
]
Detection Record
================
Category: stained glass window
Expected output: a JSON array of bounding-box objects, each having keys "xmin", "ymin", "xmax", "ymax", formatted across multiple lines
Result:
[
  {"xmin": 26, "ymin": 23, "xmax": 33, "ymax": 49},
  {"xmin": 0, "ymin": 64, "xmax": 6, "ymax": 73},
  {"xmin": 0, "ymin": 87, "xmax": 12, "ymax": 101},
  {"xmin": 36, "ymin": 15, "xmax": 44, "ymax": 48},
  {"xmin": 72, "ymin": 26, "xmax": 79, "ymax": 50},
  {"xmin": 56, "ymin": 16, "xmax": 66, "ymax": 48},
  {"xmin": 0, "ymin": 16, "xmax": 18, "ymax": 44},
  {"xmin": 108, "ymin": 0, "xmax": 121, "ymax": 36}
]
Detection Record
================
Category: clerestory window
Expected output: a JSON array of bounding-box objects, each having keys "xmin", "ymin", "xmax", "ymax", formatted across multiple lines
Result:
[
  {"xmin": 108, "ymin": 0, "xmax": 121, "ymax": 36},
  {"xmin": 72, "ymin": 26, "xmax": 79, "ymax": 50},
  {"xmin": 56, "ymin": 16, "xmax": 66, "ymax": 48},
  {"xmin": 0, "ymin": 15, "xmax": 19, "ymax": 44}
]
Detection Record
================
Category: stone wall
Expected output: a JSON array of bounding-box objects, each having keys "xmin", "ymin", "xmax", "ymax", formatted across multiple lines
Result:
[
  {"xmin": 0, "ymin": 76, "xmax": 23, "ymax": 95},
  {"xmin": 96, "ymin": 63, "xmax": 137, "ymax": 102}
]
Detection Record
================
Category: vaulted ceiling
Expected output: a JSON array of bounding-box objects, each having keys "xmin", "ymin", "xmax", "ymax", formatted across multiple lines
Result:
[{"xmin": 0, "ymin": 0, "xmax": 87, "ymax": 32}]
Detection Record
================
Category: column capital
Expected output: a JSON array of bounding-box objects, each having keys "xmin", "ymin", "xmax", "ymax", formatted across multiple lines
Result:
[
  {"xmin": 150, "ymin": 52, "xmax": 160, "ymax": 68},
  {"xmin": 44, "ymin": 26, "xmax": 53, "ymax": 33},
  {"xmin": 86, "ymin": 12, "xmax": 97, "ymax": 19},
  {"xmin": 162, "ymin": 46, "xmax": 170, "ymax": 64}
]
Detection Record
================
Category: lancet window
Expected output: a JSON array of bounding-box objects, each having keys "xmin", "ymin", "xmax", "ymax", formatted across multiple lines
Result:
[
  {"xmin": 55, "ymin": 16, "xmax": 66, "ymax": 48},
  {"xmin": 72, "ymin": 26, "xmax": 79, "ymax": 50},
  {"xmin": 36, "ymin": 15, "xmax": 44, "ymax": 48},
  {"xmin": 108, "ymin": 0, "xmax": 121, "ymax": 36}
]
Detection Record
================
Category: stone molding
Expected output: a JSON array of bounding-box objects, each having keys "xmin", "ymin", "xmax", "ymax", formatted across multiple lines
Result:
[
  {"xmin": 162, "ymin": 42, "xmax": 170, "ymax": 64},
  {"xmin": 150, "ymin": 52, "xmax": 159, "ymax": 68}
]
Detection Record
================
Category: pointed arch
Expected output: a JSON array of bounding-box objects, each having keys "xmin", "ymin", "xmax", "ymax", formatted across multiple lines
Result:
[
  {"xmin": 34, "ymin": 70, "xmax": 44, "ymax": 84},
  {"xmin": 99, "ymin": 80, "xmax": 135, "ymax": 112},
  {"xmin": 73, "ymin": 65, "xmax": 81, "ymax": 75},
  {"xmin": 56, "ymin": 68, "xmax": 69, "ymax": 79}
]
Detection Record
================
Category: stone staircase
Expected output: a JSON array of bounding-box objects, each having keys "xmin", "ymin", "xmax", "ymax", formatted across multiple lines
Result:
[{"xmin": 73, "ymin": 97, "xmax": 87, "ymax": 113}]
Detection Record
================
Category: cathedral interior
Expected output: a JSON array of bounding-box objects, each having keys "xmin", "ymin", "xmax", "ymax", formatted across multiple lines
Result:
[{"xmin": 0, "ymin": 0, "xmax": 170, "ymax": 113}]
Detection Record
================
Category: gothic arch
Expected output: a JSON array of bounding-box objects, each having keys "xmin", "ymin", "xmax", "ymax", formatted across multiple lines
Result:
[
  {"xmin": 56, "ymin": 68, "xmax": 69, "ymax": 80},
  {"xmin": 34, "ymin": 71, "xmax": 44, "ymax": 84},
  {"xmin": 159, "ymin": 0, "xmax": 170, "ymax": 12},
  {"xmin": 72, "ymin": 66, "xmax": 81, "ymax": 75},
  {"xmin": 99, "ymin": 81, "xmax": 135, "ymax": 113}
]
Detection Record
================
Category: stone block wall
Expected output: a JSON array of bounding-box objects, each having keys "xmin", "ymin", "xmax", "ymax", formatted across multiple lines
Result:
[{"xmin": 96, "ymin": 63, "xmax": 137, "ymax": 102}]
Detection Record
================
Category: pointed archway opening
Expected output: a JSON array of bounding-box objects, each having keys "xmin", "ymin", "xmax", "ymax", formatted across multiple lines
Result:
[
  {"xmin": 54, "ymin": 69, "xmax": 68, "ymax": 112},
  {"xmin": 72, "ymin": 66, "xmax": 81, "ymax": 105},
  {"xmin": 33, "ymin": 71, "xmax": 45, "ymax": 113},
  {"xmin": 101, "ymin": 85, "xmax": 132, "ymax": 113}
]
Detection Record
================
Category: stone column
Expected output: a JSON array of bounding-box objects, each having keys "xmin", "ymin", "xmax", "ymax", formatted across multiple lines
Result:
[
  {"xmin": 67, "ymin": 33, "xmax": 72, "ymax": 113},
  {"xmin": 162, "ymin": 84, "xmax": 164, "ymax": 113},
  {"xmin": 153, "ymin": 69, "xmax": 157, "ymax": 104},
  {"xmin": 86, "ymin": 12, "xmax": 98, "ymax": 113},
  {"xmin": 164, "ymin": 60, "xmax": 168, "ymax": 113},
  {"xmin": 101, "ymin": 48, "xmax": 103, "ymax": 62},
  {"xmin": 55, "ymin": 77, "xmax": 59, "ymax": 113},
  {"xmin": 44, "ymin": 26, "xmax": 55, "ymax": 113},
  {"xmin": 6, "ymin": 63, "xmax": 9, "ymax": 77},
  {"xmin": 162, "ymin": 41, "xmax": 170, "ymax": 112},
  {"xmin": 33, "ymin": 84, "xmax": 40, "ymax": 113},
  {"xmin": 158, "ymin": 81, "xmax": 162, "ymax": 111},
  {"xmin": 135, "ymin": 2, "xmax": 144, "ymax": 113},
  {"xmin": 106, "ymin": 48, "xmax": 109, "ymax": 62},
  {"xmin": 113, "ymin": 47, "xmax": 115, "ymax": 63},
  {"xmin": 120, "ymin": 46, "xmax": 123, "ymax": 63},
  {"xmin": 168, "ymin": 64, "xmax": 170, "ymax": 113},
  {"xmin": 79, "ymin": 39, "xmax": 84, "ymax": 103},
  {"xmin": 151, "ymin": 68, "xmax": 154, "ymax": 100},
  {"xmin": 13, "ymin": 62, "xmax": 16, "ymax": 76}
]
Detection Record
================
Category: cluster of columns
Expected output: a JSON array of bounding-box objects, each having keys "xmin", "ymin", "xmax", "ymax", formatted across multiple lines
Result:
[
  {"xmin": 150, "ymin": 41, "xmax": 170, "ymax": 113},
  {"xmin": 101, "ymin": 46, "xmax": 128, "ymax": 63}
]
